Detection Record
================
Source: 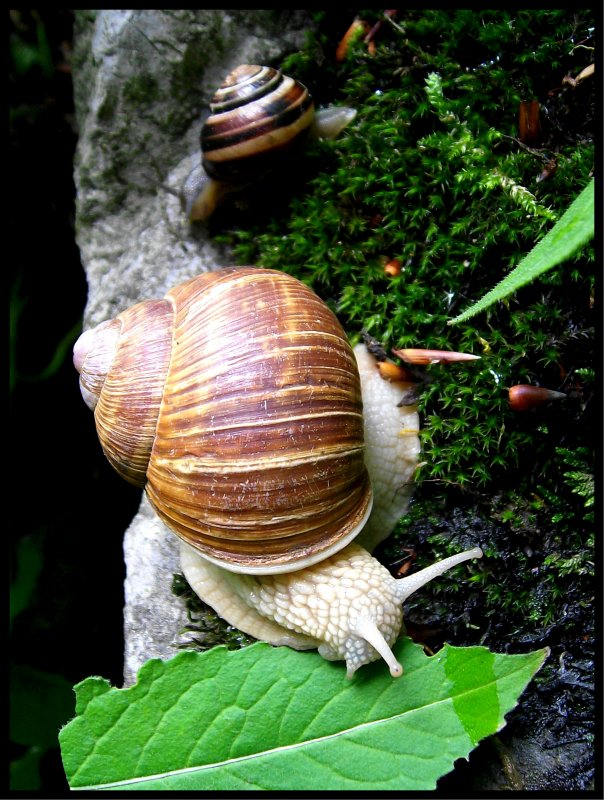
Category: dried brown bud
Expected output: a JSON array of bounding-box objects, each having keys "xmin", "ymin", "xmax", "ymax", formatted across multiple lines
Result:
[
  {"xmin": 536, "ymin": 160, "xmax": 557, "ymax": 183},
  {"xmin": 384, "ymin": 258, "xmax": 402, "ymax": 277},
  {"xmin": 377, "ymin": 360, "xmax": 415, "ymax": 382},
  {"xmin": 519, "ymin": 99, "xmax": 541, "ymax": 144},
  {"xmin": 508, "ymin": 384, "xmax": 566, "ymax": 412},
  {"xmin": 392, "ymin": 348, "xmax": 481, "ymax": 365},
  {"xmin": 336, "ymin": 17, "xmax": 370, "ymax": 62},
  {"xmin": 563, "ymin": 63, "xmax": 594, "ymax": 88}
]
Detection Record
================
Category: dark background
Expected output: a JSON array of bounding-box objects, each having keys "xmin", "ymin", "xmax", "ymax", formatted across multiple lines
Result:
[{"xmin": 9, "ymin": 10, "xmax": 140, "ymax": 792}]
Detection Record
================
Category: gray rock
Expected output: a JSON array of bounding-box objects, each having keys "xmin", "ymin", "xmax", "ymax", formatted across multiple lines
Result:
[
  {"xmin": 72, "ymin": 9, "xmax": 315, "ymax": 686},
  {"xmin": 122, "ymin": 496, "xmax": 183, "ymax": 681}
]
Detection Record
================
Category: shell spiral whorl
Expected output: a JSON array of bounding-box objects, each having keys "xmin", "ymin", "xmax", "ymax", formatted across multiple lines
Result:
[
  {"xmin": 201, "ymin": 64, "xmax": 315, "ymax": 184},
  {"xmin": 74, "ymin": 301, "xmax": 173, "ymax": 487}
]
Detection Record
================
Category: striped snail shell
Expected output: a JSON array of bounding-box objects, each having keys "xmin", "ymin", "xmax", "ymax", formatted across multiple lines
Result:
[
  {"xmin": 74, "ymin": 267, "xmax": 482, "ymax": 677},
  {"xmin": 201, "ymin": 64, "xmax": 315, "ymax": 184},
  {"xmin": 74, "ymin": 267, "xmax": 371, "ymax": 574},
  {"xmin": 183, "ymin": 64, "xmax": 356, "ymax": 221}
]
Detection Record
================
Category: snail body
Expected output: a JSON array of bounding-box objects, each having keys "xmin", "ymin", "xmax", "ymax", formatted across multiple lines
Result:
[
  {"xmin": 75, "ymin": 267, "xmax": 482, "ymax": 677},
  {"xmin": 183, "ymin": 64, "xmax": 357, "ymax": 221},
  {"xmin": 180, "ymin": 540, "xmax": 482, "ymax": 679}
]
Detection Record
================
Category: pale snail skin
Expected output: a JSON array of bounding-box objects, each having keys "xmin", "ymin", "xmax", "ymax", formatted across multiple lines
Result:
[
  {"xmin": 182, "ymin": 64, "xmax": 357, "ymax": 222},
  {"xmin": 74, "ymin": 267, "xmax": 482, "ymax": 678}
]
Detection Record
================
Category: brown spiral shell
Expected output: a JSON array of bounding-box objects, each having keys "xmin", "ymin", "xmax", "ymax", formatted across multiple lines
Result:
[
  {"xmin": 75, "ymin": 268, "xmax": 372, "ymax": 574},
  {"xmin": 200, "ymin": 64, "xmax": 315, "ymax": 185}
]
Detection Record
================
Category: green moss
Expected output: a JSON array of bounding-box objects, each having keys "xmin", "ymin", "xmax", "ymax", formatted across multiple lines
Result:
[
  {"xmin": 206, "ymin": 10, "xmax": 594, "ymax": 655},
  {"xmin": 387, "ymin": 478, "xmax": 593, "ymax": 642},
  {"xmin": 215, "ymin": 9, "xmax": 594, "ymax": 496},
  {"xmin": 122, "ymin": 73, "xmax": 159, "ymax": 107},
  {"xmin": 181, "ymin": 41, "xmax": 213, "ymax": 80},
  {"xmin": 171, "ymin": 573, "xmax": 256, "ymax": 652},
  {"xmin": 164, "ymin": 47, "xmax": 212, "ymax": 136},
  {"xmin": 95, "ymin": 85, "xmax": 119, "ymax": 122}
]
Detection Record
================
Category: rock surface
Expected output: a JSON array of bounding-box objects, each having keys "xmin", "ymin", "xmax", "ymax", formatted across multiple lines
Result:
[{"xmin": 72, "ymin": 9, "xmax": 315, "ymax": 685}]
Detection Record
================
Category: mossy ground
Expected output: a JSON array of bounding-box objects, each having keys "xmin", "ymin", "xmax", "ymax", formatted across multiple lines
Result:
[{"xmin": 181, "ymin": 10, "xmax": 596, "ymax": 786}]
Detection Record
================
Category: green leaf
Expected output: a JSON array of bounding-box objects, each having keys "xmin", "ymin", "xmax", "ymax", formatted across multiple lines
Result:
[
  {"xmin": 11, "ymin": 664, "xmax": 75, "ymax": 748},
  {"xmin": 10, "ymin": 664, "xmax": 76, "ymax": 791},
  {"xmin": 10, "ymin": 746, "xmax": 44, "ymax": 791},
  {"xmin": 59, "ymin": 640, "xmax": 548, "ymax": 791},
  {"xmin": 10, "ymin": 535, "xmax": 44, "ymax": 627},
  {"xmin": 449, "ymin": 179, "xmax": 594, "ymax": 324}
]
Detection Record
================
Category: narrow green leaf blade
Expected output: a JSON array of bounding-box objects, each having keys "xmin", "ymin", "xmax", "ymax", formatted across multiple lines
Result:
[
  {"xmin": 449, "ymin": 179, "xmax": 594, "ymax": 324},
  {"xmin": 59, "ymin": 640, "xmax": 548, "ymax": 791}
]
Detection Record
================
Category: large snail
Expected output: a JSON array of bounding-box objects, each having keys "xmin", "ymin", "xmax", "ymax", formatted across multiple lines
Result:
[
  {"xmin": 74, "ymin": 267, "xmax": 482, "ymax": 678},
  {"xmin": 182, "ymin": 64, "xmax": 357, "ymax": 221}
]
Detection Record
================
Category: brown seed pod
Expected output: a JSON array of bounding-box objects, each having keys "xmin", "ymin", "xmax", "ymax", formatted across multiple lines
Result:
[
  {"xmin": 562, "ymin": 62, "xmax": 594, "ymax": 88},
  {"xmin": 392, "ymin": 348, "xmax": 481, "ymax": 365},
  {"xmin": 377, "ymin": 359, "xmax": 415, "ymax": 382},
  {"xmin": 336, "ymin": 17, "xmax": 370, "ymax": 62},
  {"xmin": 384, "ymin": 258, "xmax": 402, "ymax": 277},
  {"xmin": 363, "ymin": 9, "xmax": 398, "ymax": 52},
  {"xmin": 519, "ymin": 99, "xmax": 541, "ymax": 144},
  {"xmin": 508, "ymin": 384, "xmax": 566, "ymax": 411},
  {"xmin": 536, "ymin": 159, "xmax": 558, "ymax": 183}
]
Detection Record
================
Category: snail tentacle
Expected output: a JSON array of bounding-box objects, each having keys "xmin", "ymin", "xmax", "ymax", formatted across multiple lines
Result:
[
  {"xmin": 347, "ymin": 613, "xmax": 403, "ymax": 679},
  {"xmin": 394, "ymin": 547, "xmax": 484, "ymax": 604},
  {"xmin": 181, "ymin": 536, "xmax": 483, "ymax": 678},
  {"xmin": 311, "ymin": 106, "xmax": 357, "ymax": 140}
]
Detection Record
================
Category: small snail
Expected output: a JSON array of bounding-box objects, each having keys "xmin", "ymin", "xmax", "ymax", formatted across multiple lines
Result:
[
  {"xmin": 74, "ymin": 267, "xmax": 482, "ymax": 678},
  {"xmin": 182, "ymin": 64, "xmax": 357, "ymax": 221}
]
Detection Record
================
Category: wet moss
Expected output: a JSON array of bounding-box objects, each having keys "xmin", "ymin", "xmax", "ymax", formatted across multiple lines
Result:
[
  {"xmin": 122, "ymin": 73, "xmax": 159, "ymax": 107},
  {"xmin": 213, "ymin": 9, "xmax": 594, "ymax": 495}
]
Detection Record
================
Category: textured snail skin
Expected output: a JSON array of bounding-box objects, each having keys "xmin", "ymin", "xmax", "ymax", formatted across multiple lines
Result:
[
  {"xmin": 229, "ymin": 544, "xmax": 483, "ymax": 679},
  {"xmin": 184, "ymin": 64, "xmax": 357, "ymax": 221},
  {"xmin": 353, "ymin": 344, "xmax": 420, "ymax": 554}
]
